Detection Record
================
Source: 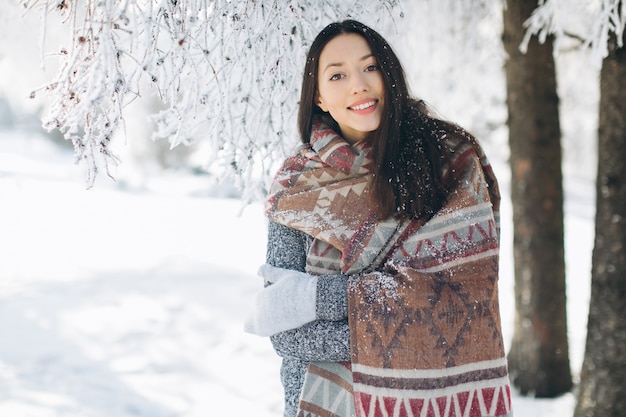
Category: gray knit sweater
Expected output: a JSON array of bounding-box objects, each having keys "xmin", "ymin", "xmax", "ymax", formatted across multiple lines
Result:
[{"xmin": 266, "ymin": 220, "xmax": 351, "ymax": 417}]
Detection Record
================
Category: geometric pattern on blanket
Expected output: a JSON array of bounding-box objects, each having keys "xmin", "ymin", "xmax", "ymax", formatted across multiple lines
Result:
[
  {"xmin": 268, "ymin": 118, "xmax": 512, "ymax": 417},
  {"xmin": 353, "ymin": 363, "xmax": 512, "ymax": 417},
  {"xmin": 351, "ymin": 362, "xmax": 513, "ymax": 417},
  {"xmin": 296, "ymin": 360, "xmax": 512, "ymax": 417}
]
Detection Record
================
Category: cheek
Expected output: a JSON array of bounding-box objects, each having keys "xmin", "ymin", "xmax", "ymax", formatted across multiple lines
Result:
[
  {"xmin": 374, "ymin": 75, "xmax": 385, "ymax": 94},
  {"xmin": 318, "ymin": 80, "xmax": 345, "ymax": 105}
]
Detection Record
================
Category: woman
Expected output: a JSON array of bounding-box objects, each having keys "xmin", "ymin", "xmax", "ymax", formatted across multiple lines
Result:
[{"xmin": 245, "ymin": 20, "xmax": 512, "ymax": 417}]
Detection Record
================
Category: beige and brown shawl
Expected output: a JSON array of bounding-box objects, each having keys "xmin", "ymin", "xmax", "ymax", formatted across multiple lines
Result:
[{"xmin": 267, "ymin": 119, "xmax": 512, "ymax": 417}]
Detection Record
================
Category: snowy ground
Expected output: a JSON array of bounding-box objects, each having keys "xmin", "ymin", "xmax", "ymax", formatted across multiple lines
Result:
[{"xmin": 0, "ymin": 129, "xmax": 594, "ymax": 416}]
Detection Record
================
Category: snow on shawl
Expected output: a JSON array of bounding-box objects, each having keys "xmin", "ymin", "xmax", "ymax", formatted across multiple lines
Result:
[{"xmin": 267, "ymin": 119, "xmax": 513, "ymax": 417}]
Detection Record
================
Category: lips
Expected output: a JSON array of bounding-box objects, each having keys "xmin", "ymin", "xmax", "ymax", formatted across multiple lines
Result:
[{"xmin": 348, "ymin": 99, "xmax": 378, "ymax": 114}]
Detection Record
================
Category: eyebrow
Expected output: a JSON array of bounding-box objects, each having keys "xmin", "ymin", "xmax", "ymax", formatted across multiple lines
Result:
[{"xmin": 322, "ymin": 53, "xmax": 375, "ymax": 73}]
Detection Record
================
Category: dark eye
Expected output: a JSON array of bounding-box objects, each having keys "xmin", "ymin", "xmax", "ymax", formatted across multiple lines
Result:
[
  {"xmin": 365, "ymin": 64, "xmax": 379, "ymax": 72},
  {"xmin": 329, "ymin": 73, "xmax": 344, "ymax": 81}
]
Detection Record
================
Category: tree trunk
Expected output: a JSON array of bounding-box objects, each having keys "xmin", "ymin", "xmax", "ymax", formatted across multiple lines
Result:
[
  {"xmin": 502, "ymin": 0, "xmax": 573, "ymax": 397},
  {"xmin": 574, "ymin": 29, "xmax": 626, "ymax": 417}
]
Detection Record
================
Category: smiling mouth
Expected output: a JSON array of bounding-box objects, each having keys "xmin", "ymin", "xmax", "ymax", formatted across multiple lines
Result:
[{"xmin": 349, "ymin": 100, "xmax": 377, "ymax": 111}]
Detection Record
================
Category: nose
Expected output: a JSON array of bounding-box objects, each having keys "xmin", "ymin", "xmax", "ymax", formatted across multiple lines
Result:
[{"xmin": 351, "ymin": 73, "xmax": 368, "ymax": 94}]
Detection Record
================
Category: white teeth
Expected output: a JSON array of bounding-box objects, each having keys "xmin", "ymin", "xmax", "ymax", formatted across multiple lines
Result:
[{"xmin": 351, "ymin": 101, "xmax": 375, "ymax": 110}]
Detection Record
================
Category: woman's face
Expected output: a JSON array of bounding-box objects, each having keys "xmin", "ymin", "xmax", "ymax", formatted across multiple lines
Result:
[{"xmin": 316, "ymin": 33, "xmax": 385, "ymax": 145}]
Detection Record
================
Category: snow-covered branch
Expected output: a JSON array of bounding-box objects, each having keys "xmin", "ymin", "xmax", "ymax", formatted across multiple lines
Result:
[
  {"xmin": 520, "ymin": 0, "xmax": 563, "ymax": 53},
  {"xmin": 23, "ymin": 0, "xmax": 402, "ymax": 195},
  {"xmin": 587, "ymin": 0, "xmax": 626, "ymax": 61},
  {"xmin": 521, "ymin": 0, "xmax": 625, "ymax": 66}
]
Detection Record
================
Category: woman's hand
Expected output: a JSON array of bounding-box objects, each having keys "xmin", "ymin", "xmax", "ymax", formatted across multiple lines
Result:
[{"xmin": 244, "ymin": 264, "xmax": 318, "ymax": 336}]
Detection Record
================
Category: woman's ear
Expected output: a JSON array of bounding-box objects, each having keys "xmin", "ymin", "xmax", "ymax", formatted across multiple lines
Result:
[{"xmin": 316, "ymin": 95, "xmax": 328, "ymax": 112}]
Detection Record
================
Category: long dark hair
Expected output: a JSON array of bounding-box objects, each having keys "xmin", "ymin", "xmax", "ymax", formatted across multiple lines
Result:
[{"xmin": 298, "ymin": 20, "xmax": 475, "ymax": 221}]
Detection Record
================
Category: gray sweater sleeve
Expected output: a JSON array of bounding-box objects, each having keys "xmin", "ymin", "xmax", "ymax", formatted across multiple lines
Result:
[
  {"xmin": 271, "ymin": 319, "xmax": 351, "ymax": 361},
  {"xmin": 266, "ymin": 220, "xmax": 350, "ymax": 325},
  {"xmin": 266, "ymin": 221, "xmax": 350, "ymax": 362},
  {"xmin": 266, "ymin": 221, "xmax": 349, "ymax": 360}
]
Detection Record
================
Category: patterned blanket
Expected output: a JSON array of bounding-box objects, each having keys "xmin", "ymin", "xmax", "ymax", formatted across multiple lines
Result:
[{"xmin": 267, "ymin": 119, "xmax": 512, "ymax": 417}]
